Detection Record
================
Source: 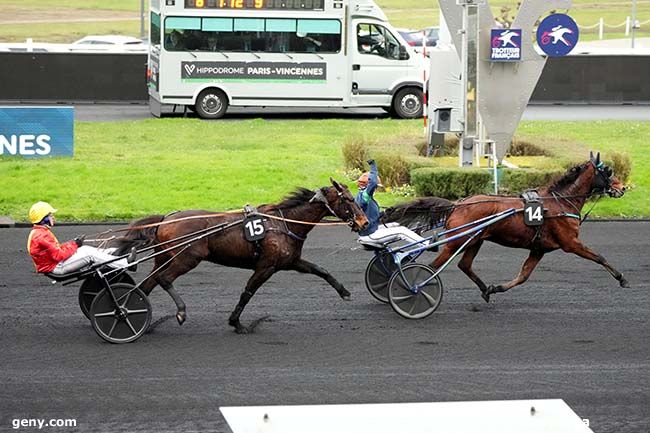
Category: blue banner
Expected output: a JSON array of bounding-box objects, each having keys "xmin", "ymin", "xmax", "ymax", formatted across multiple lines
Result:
[{"xmin": 0, "ymin": 106, "xmax": 74, "ymax": 157}]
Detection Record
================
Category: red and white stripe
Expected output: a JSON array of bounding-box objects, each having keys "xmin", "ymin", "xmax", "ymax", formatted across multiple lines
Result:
[{"xmin": 422, "ymin": 30, "xmax": 428, "ymax": 135}]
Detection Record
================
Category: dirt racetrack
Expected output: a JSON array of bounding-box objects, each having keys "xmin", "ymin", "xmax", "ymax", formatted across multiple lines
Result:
[{"xmin": 1, "ymin": 222, "xmax": 649, "ymax": 432}]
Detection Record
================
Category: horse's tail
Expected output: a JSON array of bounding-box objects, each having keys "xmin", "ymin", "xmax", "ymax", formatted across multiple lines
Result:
[
  {"xmin": 381, "ymin": 197, "xmax": 455, "ymax": 234},
  {"xmin": 106, "ymin": 215, "xmax": 165, "ymax": 255}
]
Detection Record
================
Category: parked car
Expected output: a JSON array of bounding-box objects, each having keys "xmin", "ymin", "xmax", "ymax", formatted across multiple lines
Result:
[
  {"xmin": 396, "ymin": 29, "xmax": 423, "ymax": 47},
  {"xmin": 422, "ymin": 26, "xmax": 439, "ymax": 47},
  {"xmin": 69, "ymin": 35, "xmax": 148, "ymax": 52}
]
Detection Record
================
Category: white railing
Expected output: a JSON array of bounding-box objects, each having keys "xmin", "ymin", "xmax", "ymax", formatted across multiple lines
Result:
[{"xmin": 577, "ymin": 17, "xmax": 650, "ymax": 40}]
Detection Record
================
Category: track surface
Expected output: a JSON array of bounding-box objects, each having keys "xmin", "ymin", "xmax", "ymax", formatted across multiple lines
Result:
[{"xmin": 1, "ymin": 223, "xmax": 649, "ymax": 432}]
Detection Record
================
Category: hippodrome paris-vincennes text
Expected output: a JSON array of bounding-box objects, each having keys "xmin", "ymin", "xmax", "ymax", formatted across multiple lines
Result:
[{"xmin": 195, "ymin": 66, "xmax": 324, "ymax": 76}]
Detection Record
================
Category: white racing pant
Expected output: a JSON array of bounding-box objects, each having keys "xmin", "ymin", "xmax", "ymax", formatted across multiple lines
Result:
[
  {"xmin": 51, "ymin": 246, "xmax": 128, "ymax": 276},
  {"xmin": 358, "ymin": 224, "xmax": 428, "ymax": 248}
]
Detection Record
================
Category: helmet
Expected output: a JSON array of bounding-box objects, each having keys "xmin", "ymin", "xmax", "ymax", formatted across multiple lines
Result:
[
  {"xmin": 357, "ymin": 172, "xmax": 383, "ymax": 188},
  {"xmin": 29, "ymin": 201, "xmax": 57, "ymax": 224}
]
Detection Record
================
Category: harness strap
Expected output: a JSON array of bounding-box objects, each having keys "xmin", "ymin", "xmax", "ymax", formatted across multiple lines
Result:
[
  {"xmin": 309, "ymin": 188, "xmax": 341, "ymax": 220},
  {"xmin": 277, "ymin": 209, "xmax": 307, "ymax": 242},
  {"xmin": 257, "ymin": 212, "xmax": 347, "ymax": 226},
  {"xmin": 580, "ymin": 196, "xmax": 602, "ymax": 225}
]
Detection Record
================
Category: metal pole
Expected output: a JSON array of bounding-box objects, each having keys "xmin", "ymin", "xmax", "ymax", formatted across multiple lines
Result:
[
  {"xmin": 140, "ymin": 0, "xmax": 145, "ymax": 40},
  {"xmin": 632, "ymin": 0, "xmax": 637, "ymax": 49},
  {"xmin": 460, "ymin": 0, "xmax": 479, "ymax": 167}
]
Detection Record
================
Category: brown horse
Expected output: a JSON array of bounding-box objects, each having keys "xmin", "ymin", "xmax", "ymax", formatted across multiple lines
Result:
[
  {"xmin": 388, "ymin": 153, "xmax": 628, "ymax": 302},
  {"xmin": 110, "ymin": 180, "xmax": 368, "ymax": 333}
]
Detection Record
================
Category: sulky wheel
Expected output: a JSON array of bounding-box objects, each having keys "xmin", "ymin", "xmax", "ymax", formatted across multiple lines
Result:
[
  {"xmin": 89, "ymin": 283, "xmax": 152, "ymax": 344},
  {"xmin": 388, "ymin": 263, "xmax": 443, "ymax": 319},
  {"xmin": 78, "ymin": 273, "xmax": 135, "ymax": 320},
  {"xmin": 365, "ymin": 253, "xmax": 412, "ymax": 303}
]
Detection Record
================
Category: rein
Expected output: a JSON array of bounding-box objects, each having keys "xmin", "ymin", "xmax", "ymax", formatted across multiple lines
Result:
[
  {"xmin": 88, "ymin": 192, "xmax": 351, "ymax": 243},
  {"xmin": 90, "ymin": 210, "xmax": 240, "ymax": 240}
]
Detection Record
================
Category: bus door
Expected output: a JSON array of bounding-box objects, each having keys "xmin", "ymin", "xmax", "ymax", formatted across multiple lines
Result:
[{"xmin": 350, "ymin": 22, "xmax": 413, "ymax": 105}]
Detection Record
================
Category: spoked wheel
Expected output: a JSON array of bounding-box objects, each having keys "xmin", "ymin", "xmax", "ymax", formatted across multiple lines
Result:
[
  {"xmin": 79, "ymin": 273, "xmax": 135, "ymax": 320},
  {"xmin": 388, "ymin": 263, "xmax": 443, "ymax": 319},
  {"xmin": 89, "ymin": 283, "xmax": 152, "ymax": 344},
  {"xmin": 365, "ymin": 253, "xmax": 413, "ymax": 303}
]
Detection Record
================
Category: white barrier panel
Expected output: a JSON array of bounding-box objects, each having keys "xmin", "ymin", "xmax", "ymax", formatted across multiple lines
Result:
[{"xmin": 221, "ymin": 399, "xmax": 593, "ymax": 433}]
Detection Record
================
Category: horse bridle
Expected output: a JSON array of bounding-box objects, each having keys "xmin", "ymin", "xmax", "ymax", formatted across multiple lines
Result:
[
  {"xmin": 310, "ymin": 187, "xmax": 355, "ymax": 225},
  {"xmin": 591, "ymin": 160, "xmax": 614, "ymax": 196}
]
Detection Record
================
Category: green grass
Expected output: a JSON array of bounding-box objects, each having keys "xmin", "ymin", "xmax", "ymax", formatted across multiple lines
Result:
[
  {"xmin": 3, "ymin": 0, "xmax": 137, "ymax": 11},
  {"xmin": 0, "ymin": 118, "xmax": 418, "ymax": 221},
  {"xmin": 1, "ymin": 0, "xmax": 648, "ymax": 42},
  {"xmin": 0, "ymin": 22, "xmax": 145, "ymax": 43},
  {"xmin": 516, "ymin": 121, "xmax": 650, "ymax": 218},
  {"xmin": 1, "ymin": 119, "xmax": 648, "ymax": 222}
]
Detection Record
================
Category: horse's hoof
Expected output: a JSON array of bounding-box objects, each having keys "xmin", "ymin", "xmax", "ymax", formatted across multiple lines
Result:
[
  {"xmin": 340, "ymin": 290, "xmax": 352, "ymax": 300},
  {"xmin": 619, "ymin": 277, "xmax": 630, "ymax": 288},
  {"xmin": 235, "ymin": 326, "xmax": 250, "ymax": 335},
  {"xmin": 176, "ymin": 311, "xmax": 186, "ymax": 326},
  {"xmin": 480, "ymin": 291, "xmax": 490, "ymax": 303}
]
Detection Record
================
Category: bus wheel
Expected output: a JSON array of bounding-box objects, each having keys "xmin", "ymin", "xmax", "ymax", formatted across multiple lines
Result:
[
  {"xmin": 393, "ymin": 87, "xmax": 423, "ymax": 119},
  {"xmin": 195, "ymin": 89, "xmax": 228, "ymax": 119}
]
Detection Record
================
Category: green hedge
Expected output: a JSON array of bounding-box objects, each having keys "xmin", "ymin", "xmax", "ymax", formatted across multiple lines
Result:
[
  {"xmin": 500, "ymin": 168, "xmax": 565, "ymax": 195},
  {"xmin": 411, "ymin": 167, "xmax": 568, "ymax": 199},
  {"xmin": 412, "ymin": 167, "xmax": 493, "ymax": 199}
]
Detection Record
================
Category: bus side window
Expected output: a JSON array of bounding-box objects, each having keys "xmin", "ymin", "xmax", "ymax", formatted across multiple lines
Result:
[{"xmin": 165, "ymin": 30, "xmax": 186, "ymax": 51}]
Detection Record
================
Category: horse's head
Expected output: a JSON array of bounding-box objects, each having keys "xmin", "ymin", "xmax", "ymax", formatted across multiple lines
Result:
[
  {"xmin": 313, "ymin": 178, "xmax": 368, "ymax": 232},
  {"xmin": 590, "ymin": 152, "xmax": 626, "ymax": 198}
]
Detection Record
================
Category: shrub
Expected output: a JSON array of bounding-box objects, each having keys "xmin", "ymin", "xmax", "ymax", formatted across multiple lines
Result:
[
  {"xmin": 499, "ymin": 168, "xmax": 565, "ymax": 194},
  {"xmin": 411, "ymin": 167, "xmax": 573, "ymax": 199},
  {"xmin": 375, "ymin": 153, "xmax": 411, "ymax": 186},
  {"xmin": 411, "ymin": 167, "xmax": 493, "ymax": 199},
  {"xmin": 341, "ymin": 136, "xmax": 370, "ymax": 170},
  {"xmin": 508, "ymin": 139, "xmax": 553, "ymax": 157},
  {"xmin": 415, "ymin": 140, "xmax": 429, "ymax": 157},
  {"xmin": 605, "ymin": 151, "xmax": 632, "ymax": 184}
]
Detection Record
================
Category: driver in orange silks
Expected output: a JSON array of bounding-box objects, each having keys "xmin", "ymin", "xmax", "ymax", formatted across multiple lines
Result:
[{"xmin": 27, "ymin": 201, "xmax": 131, "ymax": 276}]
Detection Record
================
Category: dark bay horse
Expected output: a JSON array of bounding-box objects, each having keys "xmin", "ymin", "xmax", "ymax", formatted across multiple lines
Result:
[
  {"xmin": 388, "ymin": 153, "xmax": 628, "ymax": 302},
  {"xmin": 110, "ymin": 179, "xmax": 368, "ymax": 333}
]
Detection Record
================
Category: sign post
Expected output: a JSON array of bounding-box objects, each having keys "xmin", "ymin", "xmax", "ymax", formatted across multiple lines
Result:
[{"xmin": 434, "ymin": 0, "xmax": 576, "ymax": 172}]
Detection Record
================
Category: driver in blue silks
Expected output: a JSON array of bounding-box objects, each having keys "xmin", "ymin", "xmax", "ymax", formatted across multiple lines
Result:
[{"xmin": 355, "ymin": 160, "xmax": 427, "ymax": 247}]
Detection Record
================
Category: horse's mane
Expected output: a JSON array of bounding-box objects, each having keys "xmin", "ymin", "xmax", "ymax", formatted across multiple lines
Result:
[
  {"xmin": 547, "ymin": 162, "xmax": 589, "ymax": 193},
  {"xmin": 269, "ymin": 187, "xmax": 318, "ymax": 210},
  {"xmin": 382, "ymin": 196, "xmax": 455, "ymax": 234}
]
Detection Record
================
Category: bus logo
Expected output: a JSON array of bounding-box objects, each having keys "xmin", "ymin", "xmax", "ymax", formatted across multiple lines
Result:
[{"xmin": 184, "ymin": 64, "xmax": 196, "ymax": 76}]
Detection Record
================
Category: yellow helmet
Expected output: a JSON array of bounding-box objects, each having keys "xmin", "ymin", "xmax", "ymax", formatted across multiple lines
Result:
[{"xmin": 29, "ymin": 201, "xmax": 57, "ymax": 224}]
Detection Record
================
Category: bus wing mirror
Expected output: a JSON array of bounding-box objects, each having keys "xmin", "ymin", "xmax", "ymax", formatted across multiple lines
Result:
[{"xmin": 399, "ymin": 46, "xmax": 409, "ymax": 60}]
